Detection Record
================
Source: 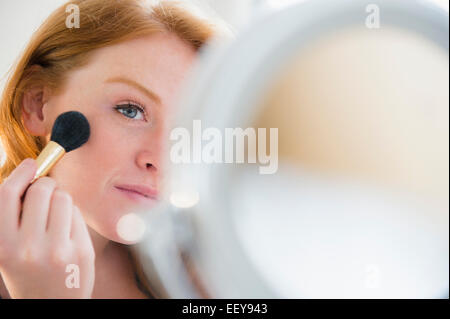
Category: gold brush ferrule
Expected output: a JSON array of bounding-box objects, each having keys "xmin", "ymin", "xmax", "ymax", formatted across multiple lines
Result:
[{"xmin": 30, "ymin": 141, "xmax": 66, "ymax": 184}]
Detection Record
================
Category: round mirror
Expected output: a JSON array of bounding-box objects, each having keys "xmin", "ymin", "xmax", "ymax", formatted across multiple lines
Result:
[{"xmin": 137, "ymin": 0, "xmax": 449, "ymax": 298}]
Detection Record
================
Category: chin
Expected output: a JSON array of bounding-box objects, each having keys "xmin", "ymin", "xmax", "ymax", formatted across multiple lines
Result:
[{"xmin": 93, "ymin": 208, "xmax": 147, "ymax": 245}]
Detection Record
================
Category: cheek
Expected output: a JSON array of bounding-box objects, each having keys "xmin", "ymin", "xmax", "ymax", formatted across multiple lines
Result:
[
  {"xmin": 74, "ymin": 117, "xmax": 137, "ymax": 191},
  {"xmin": 88, "ymin": 121, "xmax": 126, "ymax": 165}
]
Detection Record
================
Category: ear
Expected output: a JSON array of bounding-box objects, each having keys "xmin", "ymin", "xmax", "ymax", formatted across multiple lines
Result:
[{"xmin": 22, "ymin": 84, "xmax": 51, "ymax": 137}]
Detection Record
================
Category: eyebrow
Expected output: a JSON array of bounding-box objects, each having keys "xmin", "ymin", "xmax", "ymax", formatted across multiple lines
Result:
[{"xmin": 105, "ymin": 76, "xmax": 162, "ymax": 104}]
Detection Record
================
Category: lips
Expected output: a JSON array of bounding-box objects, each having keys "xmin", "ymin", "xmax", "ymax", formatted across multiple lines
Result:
[{"xmin": 114, "ymin": 184, "xmax": 158, "ymax": 200}]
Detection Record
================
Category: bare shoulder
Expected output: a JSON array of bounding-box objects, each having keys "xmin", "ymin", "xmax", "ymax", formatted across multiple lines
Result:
[{"xmin": 0, "ymin": 272, "xmax": 11, "ymax": 299}]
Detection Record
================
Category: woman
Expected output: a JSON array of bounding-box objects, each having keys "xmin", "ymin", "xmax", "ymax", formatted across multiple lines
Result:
[{"xmin": 0, "ymin": 0, "xmax": 221, "ymax": 298}]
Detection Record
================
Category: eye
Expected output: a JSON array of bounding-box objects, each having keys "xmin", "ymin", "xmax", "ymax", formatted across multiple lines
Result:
[{"xmin": 114, "ymin": 102, "xmax": 146, "ymax": 121}]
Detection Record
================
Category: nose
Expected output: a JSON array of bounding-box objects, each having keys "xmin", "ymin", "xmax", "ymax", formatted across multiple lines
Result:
[
  {"xmin": 136, "ymin": 150, "xmax": 158, "ymax": 172},
  {"xmin": 136, "ymin": 125, "xmax": 166, "ymax": 173}
]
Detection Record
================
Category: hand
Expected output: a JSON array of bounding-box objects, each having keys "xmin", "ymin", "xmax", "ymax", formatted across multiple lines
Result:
[{"xmin": 0, "ymin": 158, "xmax": 95, "ymax": 298}]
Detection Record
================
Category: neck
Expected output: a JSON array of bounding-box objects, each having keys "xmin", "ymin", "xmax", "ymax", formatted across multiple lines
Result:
[{"xmin": 87, "ymin": 226, "xmax": 111, "ymax": 258}]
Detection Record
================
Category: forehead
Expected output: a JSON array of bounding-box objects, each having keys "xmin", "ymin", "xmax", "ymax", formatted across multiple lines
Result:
[
  {"xmin": 93, "ymin": 32, "xmax": 197, "ymax": 68},
  {"xmin": 71, "ymin": 32, "xmax": 197, "ymax": 103}
]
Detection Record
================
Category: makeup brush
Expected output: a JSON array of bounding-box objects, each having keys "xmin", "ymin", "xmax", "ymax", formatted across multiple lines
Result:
[{"xmin": 30, "ymin": 111, "xmax": 90, "ymax": 184}]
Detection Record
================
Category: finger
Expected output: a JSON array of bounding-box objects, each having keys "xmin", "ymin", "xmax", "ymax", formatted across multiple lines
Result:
[
  {"xmin": 47, "ymin": 189, "xmax": 73, "ymax": 242},
  {"xmin": 0, "ymin": 158, "xmax": 37, "ymax": 230},
  {"xmin": 20, "ymin": 177, "xmax": 57, "ymax": 239}
]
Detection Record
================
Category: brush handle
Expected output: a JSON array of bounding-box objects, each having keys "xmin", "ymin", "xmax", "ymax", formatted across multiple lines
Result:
[
  {"xmin": 30, "ymin": 141, "xmax": 65, "ymax": 184},
  {"xmin": 19, "ymin": 141, "xmax": 65, "ymax": 204}
]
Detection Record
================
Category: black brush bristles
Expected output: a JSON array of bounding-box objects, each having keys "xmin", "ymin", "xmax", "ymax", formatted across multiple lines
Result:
[{"xmin": 50, "ymin": 111, "xmax": 90, "ymax": 152}]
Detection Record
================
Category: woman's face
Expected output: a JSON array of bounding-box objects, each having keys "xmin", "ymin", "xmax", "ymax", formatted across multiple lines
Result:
[{"xmin": 33, "ymin": 33, "xmax": 196, "ymax": 244}]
